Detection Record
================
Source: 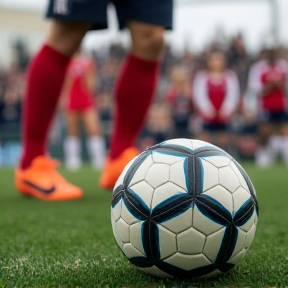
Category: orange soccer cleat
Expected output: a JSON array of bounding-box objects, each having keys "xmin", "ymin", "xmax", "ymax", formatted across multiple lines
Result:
[
  {"xmin": 15, "ymin": 156, "xmax": 83, "ymax": 201},
  {"xmin": 99, "ymin": 147, "xmax": 139, "ymax": 190}
]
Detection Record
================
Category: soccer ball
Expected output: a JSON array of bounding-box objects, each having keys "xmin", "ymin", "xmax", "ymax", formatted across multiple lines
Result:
[{"xmin": 111, "ymin": 139, "xmax": 259, "ymax": 278}]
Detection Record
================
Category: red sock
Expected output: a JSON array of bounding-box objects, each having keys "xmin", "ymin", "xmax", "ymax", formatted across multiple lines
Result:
[
  {"xmin": 110, "ymin": 54, "xmax": 160, "ymax": 159},
  {"xmin": 20, "ymin": 45, "xmax": 70, "ymax": 169}
]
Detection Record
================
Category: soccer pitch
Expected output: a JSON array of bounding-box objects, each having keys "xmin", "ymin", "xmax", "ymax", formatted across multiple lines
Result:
[{"xmin": 1, "ymin": 164, "xmax": 288, "ymax": 288}]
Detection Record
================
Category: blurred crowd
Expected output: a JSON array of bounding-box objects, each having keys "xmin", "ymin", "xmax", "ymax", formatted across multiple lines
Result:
[
  {"xmin": 1, "ymin": 33, "xmax": 288, "ymax": 166},
  {"xmin": 0, "ymin": 44, "xmax": 27, "ymax": 165}
]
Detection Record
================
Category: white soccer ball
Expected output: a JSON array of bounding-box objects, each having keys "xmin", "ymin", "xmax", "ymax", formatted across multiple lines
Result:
[{"xmin": 111, "ymin": 139, "xmax": 259, "ymax": 278}]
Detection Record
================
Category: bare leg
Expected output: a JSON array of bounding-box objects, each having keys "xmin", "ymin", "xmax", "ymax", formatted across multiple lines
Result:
[
  {"xmin": 47, "ymin": 20, "xmax": 92, "ymax": 56},
  {"xmin": 64, "ymin": 111, "xmax": 82, "ymax": 170},
  {"xmin": 279, "ymin": 123, "xmax": 288, "ymax": 165},
  {"xmin": 109, "ymin": 21, "xmax": 164, "ymax": 159},
  {"xmin": 256, "ymin": 122, "xmax": 275, "ymax": 167},
  {"xmin": 20, "ymin": 20, "xmax": 92, "ymax": 169},
  {"xmin": 100, "ymin": 22, "xmax": 165, "ymax": 188},
  {"xmin": 81, "ymin": 108, "xmax": 106, "ymax": 169},
  {"xmin": 128, "ymin": 21, "xmax": 165, "ymax": 60}
]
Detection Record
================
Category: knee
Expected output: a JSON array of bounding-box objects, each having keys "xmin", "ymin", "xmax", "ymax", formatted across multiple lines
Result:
[
  {"xmin": 131, "ymin": 26, "xmax": 164, "ymax": 60},
  {"xmin": 47, "ymin": 20, "xmax": 91, "ymax": 56},
  {"xmin": 67, "ymin": 125, "xmax": 79, "ymax": 137},
  {"xmin": 143, "ymin": 28, "xmax": 164, "ymax": 55}
]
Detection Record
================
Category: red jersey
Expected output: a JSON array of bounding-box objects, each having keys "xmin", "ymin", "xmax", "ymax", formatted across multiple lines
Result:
[
  {"xmin": 248, "ymin": 60, "xmax": 288, "ymax": 112},
  {"xmin": 66, "ymin": 55, "xmax": 95, "ymax": 111},
  {"xmin": 207, "ymin": 77, "xmax": 227, "ymax": 111},
  {"xmin": 193, "ymin": 70, "xmax": 240, "ymax": 124}
]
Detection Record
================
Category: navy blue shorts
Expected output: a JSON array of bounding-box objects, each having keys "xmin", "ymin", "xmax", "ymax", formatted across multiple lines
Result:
[
  {"xmin": 258, "ymin": 109, "xmax": 288, "ymax": 123},
  {"xmin": 46, "ymin": 0, "xmax": 173, "ymax": 30},
  {"xmin": 203, "ymin": 122, "xmax": 229, "ymax": 132}
]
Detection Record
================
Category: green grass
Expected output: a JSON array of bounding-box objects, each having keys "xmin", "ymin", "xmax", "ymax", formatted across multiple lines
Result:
[{"xmin": 1, "ymin": 163, "xmax": 288, "ymax": 288}]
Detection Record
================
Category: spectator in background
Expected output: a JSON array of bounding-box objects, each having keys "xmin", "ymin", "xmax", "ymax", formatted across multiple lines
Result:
[
  {"xmin": 193, "ymin": 49, "xmax": 240, "ymax": 150},
  {"xmin": 0, "ymin": 87, "xmax": 22, "ymax": 128},
  {"xmin": 227, "ymin": 33, "xmax": 250, "ymax": 94},
  {"xmin": 165, "ymin": 66, "xmax": 193, "ymax": 138},
  {"xmin": 98, "ymin": 57, "xmax": 119, "ymax": 94},
  {"xmin": 0, "ymin": 63, "xmax": 24, "ymax": 167},
  {"xmin": 227, "ymin": 33, "xmax": 247, "ymax": 69},
  {"xmin": 97, "ymin": 91, "xmax": 113, "ymax": 147},
  {"xmin": 13, "ymin": 40, "xmax": 30, "ymax": 72},
  {"xmin": 138, "ymin": 103, "xmax": 173, "ymax": 151},
  {"xmin": 109, "ymin": 42, "xmax": 126, "ymax": 60},
  {"xmin": 62, "ymin": 52, "xmax": 105, "ymax": 170},
  {"xmin": 0, "ymin": 69, "xmax": 6, "ymax": 100},
  {"xmin": 248, "ymin": 46, "xmax": 288, "ymax": 167},
  {"xmin": 0, "ymin": 63, "xmax": 24, "ymax": 130}
]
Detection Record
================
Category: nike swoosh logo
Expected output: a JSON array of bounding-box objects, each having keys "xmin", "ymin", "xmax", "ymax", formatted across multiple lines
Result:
[{"xmin": 23, "ymin": 180, "xmax": 56, "ymax": 194}]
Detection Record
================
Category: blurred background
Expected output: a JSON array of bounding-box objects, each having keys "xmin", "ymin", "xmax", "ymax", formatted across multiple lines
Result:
[{"xmin": 1, "ymin": 0, "xmax": 288, "ymax": 167}]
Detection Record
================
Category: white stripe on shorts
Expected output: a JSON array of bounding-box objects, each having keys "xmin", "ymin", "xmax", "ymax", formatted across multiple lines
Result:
[{"xmin": 53, "ymin": 0, "xmax": 69, "ymax": 15}]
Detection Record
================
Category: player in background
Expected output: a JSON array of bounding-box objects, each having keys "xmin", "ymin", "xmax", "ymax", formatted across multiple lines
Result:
[
  {"xmin": 193, "ymin": 49, "xmax": 240, "ymax": 150},
  {"xmin": 62, "ymin": 51, "xmax": 105, "ymax": 171},
  {"xmin": 15, "ymin": 0, "xmax": 173, "ymax": 201},
  {"xmin": 248, "ymin": 46, "xmax": 288, "ymax": 167}
]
